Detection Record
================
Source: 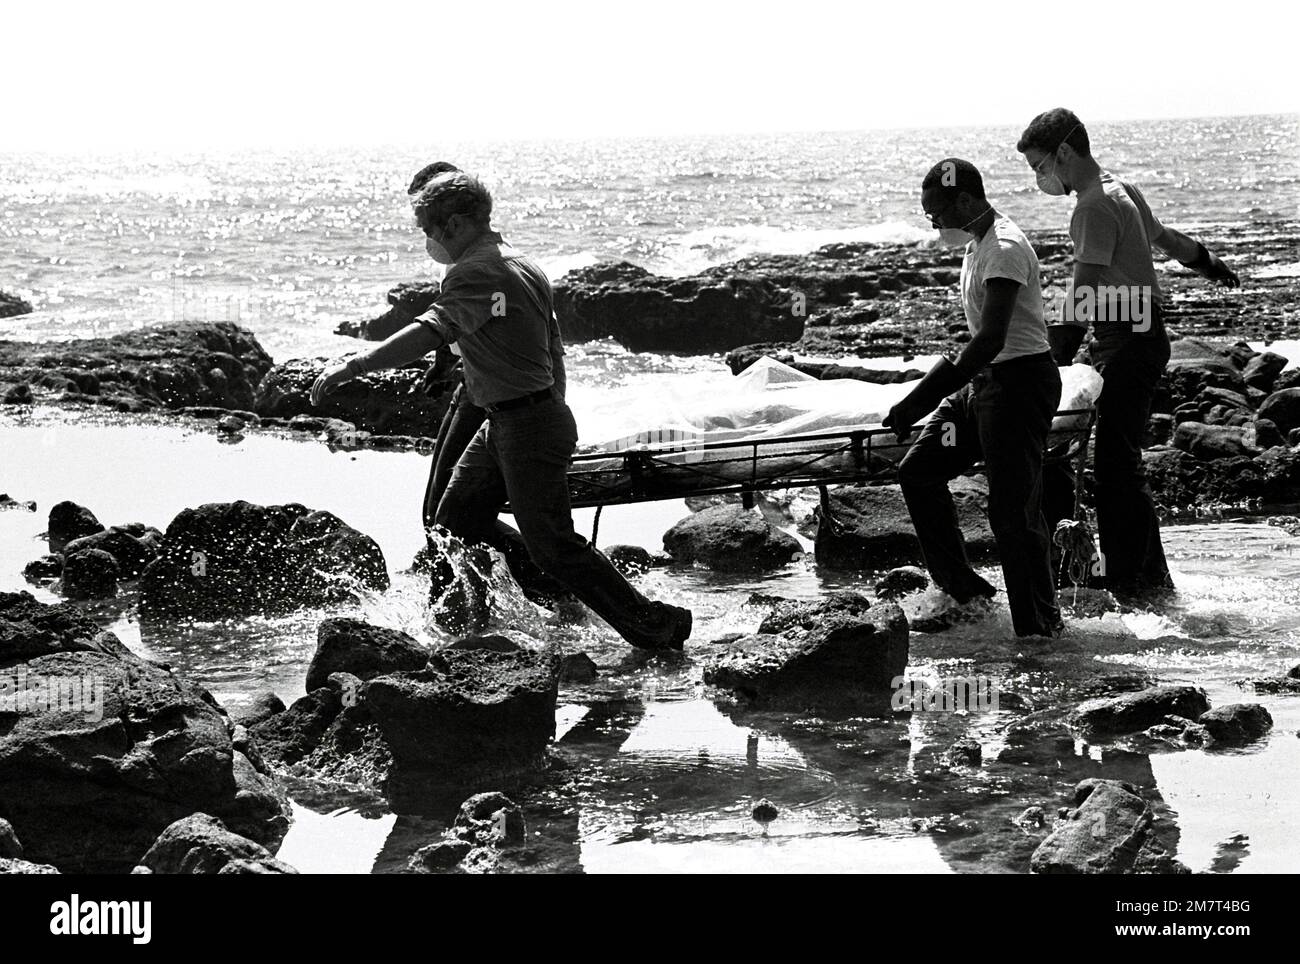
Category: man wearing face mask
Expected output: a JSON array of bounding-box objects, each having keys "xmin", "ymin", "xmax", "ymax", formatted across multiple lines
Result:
[
  {"xmin": 310, "ymin": 171, "xmax": 692, "ymax": 650},
  {"xmin": 1017, "ymin": 108, "xmax": 1240, "ymax": 602},
  {"xmin": 883, "ymin": 158, "xmax": 1063, "ymax": 639}
]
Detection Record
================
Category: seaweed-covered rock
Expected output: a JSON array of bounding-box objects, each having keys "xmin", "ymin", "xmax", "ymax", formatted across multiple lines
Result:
[{"xmin": 139, "ymin": 501, "xmax": 389, "ymax": 620}]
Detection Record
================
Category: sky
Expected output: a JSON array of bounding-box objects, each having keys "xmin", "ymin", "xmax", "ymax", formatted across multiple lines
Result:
[{"xmin": 2, "ymin": 0, "xmax": 1297, "ymax": 151}]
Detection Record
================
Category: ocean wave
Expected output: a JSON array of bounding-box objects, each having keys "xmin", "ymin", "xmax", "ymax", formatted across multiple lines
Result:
[{"xmin": 652, "ymin": 221, "xmax": 933, "ymax": 275}]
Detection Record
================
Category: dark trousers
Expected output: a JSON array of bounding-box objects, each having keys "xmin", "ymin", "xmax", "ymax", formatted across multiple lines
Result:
[
  {"xmin": 1045, "ymin": 334, "xmax": 1173, "ymax": 593},
  {"xmin": 898, "ymin": 352, "xmax": 1062, "ymax": 637},
  {"xmin": 433, "ymin": 395, "xmax": 673, "ymax": 647},
  {"xmin": 423, "ymin": 382, "xmax": 565, "ymax": 602}
]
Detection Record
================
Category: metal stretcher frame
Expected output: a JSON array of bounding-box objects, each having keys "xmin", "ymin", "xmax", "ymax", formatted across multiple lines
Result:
[{"xmin": 550, "ymin": 407, "xmax": 1097, "ymax": 511}]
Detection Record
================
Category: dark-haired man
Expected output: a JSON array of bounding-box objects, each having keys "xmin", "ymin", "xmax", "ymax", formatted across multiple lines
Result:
[
  {"xmin": 312, "ymin": 171, "xmax": 692, "ymax": 650},
  {"xmin": 884, "ymin": 158, "xmax": 1063, "ymax": 638},
  {"xmin": 1017, "ymin": 108, "xmax": 1240, "ymax": 600}
]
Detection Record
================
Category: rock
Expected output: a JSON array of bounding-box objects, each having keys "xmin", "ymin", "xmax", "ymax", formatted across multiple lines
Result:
[
  {"xmin": 22, "ymin": 554, "xmax": 63, "ymax": 581},
  {"xmin": 60, "ymin": 548, "xmax": 119, "ymax": 600},
  {"xmin": 0, "ymin": 494, "xmax": 37, "ymax": 512},
  {"xmin": 605, "ymin": 544, "xmax": 656, "ymax": 574},
  {"xmin": 1243, "ymin": 351, "xmax": 1288, "ymax": 392},
  {"xmin": 1173, "ymin": 421, "xmax": 1253, "ymax": 460},
  {"xmin": 946, "ymin": 738, "xmax": 983, "ymax": 767},
  {"xmin": 0, "ymin": 591, "xmax": 292, "ymax": 872},
  {"xmin": 752, "ymin": 799, "xmax": 779, "ymax": 823},
  {"xmin": 0, "ymin": 858, "xmax": 59, "ymax": 874},
  {"xmin": 1031, "ymin": 779, "xmax": 1185, "ymax": 874},
  {"xmin": 662, "ymin": 505, "xmax": 802, "ymax": 571},
  {"xmin": 255, "ymin": 357, "xmax": 455, "ymax": 437},
  {"xmin": 0, "ymin": 321, "xmax": 272, "ymax": 410},
  {"xmin": 1197, "ymin": 704, "xmax": 1273, "ymax": 745},
  {"xmin": 875, "ymin": 565, "xmax": 929, "ymax": 600},
  {"xmin": 337, "ymin": 281, "xmax": 442, "ymax": 341},
  {"xmin": 553, "ymin": 261, "xmax": 805, "ymax": 353},
  {"xmin": 452, "ymin": 792, "xmax": 526, "ymax": 847},
  {"xmin": 361, "ymin": 648, "xmax": 559, "ymax": 780},
  {"xmin": 0, "ymin": 290, "xmax": 33, "ymax": 318},
  {"xmin": 47, "ymin": 500, "xmax": 104, "ymax": 553},
  {"xmin": 216, "ymin": 414, "xmax": 246, "ymax": 434},
  {"xmin": 230, "ymin": 691, "xmax": 286, "ymax": 728},
  {"xmin": 1258, "ymin": 388, "xmax": 1300, "ymax": 435},
  {"xmin": 1071, "ymin": 685, "xmax": 1211, "ymax": 737},
  {"xmin": 559, "ymin": 652, "xmax": 599, "ymax": 684},
  {"xmin": 0, "ymin": 818, "xmax": 21, "ymax": 858},
  {"xmin": 134, "ymin": 814, "xmax": 297, "ymax": 874},
  {"xmin": 704, "ymin": 595, "xmax": 908, "ymax": 709},
  {"xmin": 2, "ymin": 383, "xmax": 32, "ymax": 405},
  {"xmin": 1145, "ymin": 412, "xmax": 1174, "ymax": 447},
  {"xmin": 815, "ymin": 479, "xmax": 994, "ymax": 570},
  {"xmin": 1161, "ymin": 338, "xmax": 1246, "ymax": 406},
  {"xmin": 1253, "ymin": 417, "xmax": 1286, "ymax": 450},
  {"xmin": 409, "ymin": 838, "xmax": 474, "ymax": 871},
  {"xmin": 247, "ymin": 688, "xmax": 345, "ymax": 767},
  {"xmin": 140, "ymin": 502, "xmax": 389, "ymax": 620},
  {"xmin": 62, "ymin": 526, "xmax": 158, "ymax": 579},
  {"xmin": 1016, "ymin": 805, "xmax": 1046, "ymax": 829},
  {"xmin": 445, "ymin": 632, "xmax": 529, "ymax": 654},
  {"xmin": 305, "ymin": 618, "xmax": 428, "ymax": 693}
]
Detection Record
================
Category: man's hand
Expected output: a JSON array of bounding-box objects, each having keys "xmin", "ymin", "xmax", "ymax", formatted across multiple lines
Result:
[
  {"xmin": 1203, "ymin": 251, "xmax": 1240, "ymax": 288},
  {"xmin": 310, "ymin": 363, "xmax": 353, "ymax": 408},
  {"xmin": 882, "ymin": 398, "xmax": 926, "ymax": 443}
]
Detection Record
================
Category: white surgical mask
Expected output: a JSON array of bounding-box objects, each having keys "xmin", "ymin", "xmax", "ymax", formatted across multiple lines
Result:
[
  {"xmin": 425, "ymin": 236, "xmax": 453, "ymax": 264},
  {"xmin": 935, "ymin": 206, "xmax": 992, "ymax": 246},
  {"xmin": 1036, "ymin": 158, "xmax": 1068, "ymax": 197}
]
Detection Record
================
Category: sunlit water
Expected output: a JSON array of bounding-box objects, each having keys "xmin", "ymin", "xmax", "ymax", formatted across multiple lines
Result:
[{"xmin": 4, "ymin": 394, "xmax": 1300, "ymax": 873}]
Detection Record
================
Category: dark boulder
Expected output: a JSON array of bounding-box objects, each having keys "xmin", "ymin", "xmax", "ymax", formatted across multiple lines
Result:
[
  {"xmin": 1242, "ymin": 351, "xmax": 1288, "ymax": 391},
  {"xmin": 305, "ymin": 618, "xmax": 429, "ymax": 692},
  {"xmin": 0, "ymin": 494, "xmax": 37, "ymax": 512},
  {"xmin": 335, "ymin": 281, "xmax": 442, "ymax": 341},
  {"xmin": 1197, "ymin": 704, "xmax": 1273, "ymax": 745},
  {"xmin": 63, "ymin": 526, "xmax": 159, "ymax": 579},
  {"xmin": 1071, "ymin": 685, "xmax": 1211, "ymax": 737},
  {"xmin": 230, "ymin": 691, "xmax": 286, "ymax": 728},
  {"xmin": 60, "ymin": 548, "xmax": 119, "ymax": 600},
  {"xmin": 875, "ymin": 565, "xmax": 929, "ymax": 599},
  {"xmin": 134, "ymin": 813, "xmax": 297, "ymax": 874},
  {"xmin": 1031, "ymin": 779, "xmax": 1187, "ymax": 874},
  {"xmin": 1253, "ymin": 417, "xmax": 1286, "ymax": 450},
  {"xmin": 662, "ymin": 505, "xmax": 802, "ymax": 571},
  {"xmin": 0, "ymin": 290, "xmax": 33, "ymax": 318},
  {"xmin": 2, "ymin": 383, "xmax": 32, "ymax": 405},
  {"xmin": 140, "ymin": 502, "xmax": 389, "ymax": 620},
  {"xmin": 0, "ymin": 818, "xmax": 21, "ymax": 858},
  {"xmin": 0, "ymin": 592, "xmax": 292, "ymax": 873},
  {"xmin": 1258, "ymin": 388, "xmax": 1300, "ymax": 435},
  {"xmin": 22, "ymin": 554, "xmax": 63, "ymax": 581},
  {"xmin": 47, "ymin": 500, "xmax": 104, "ymax": 553},
  {"xmin": 1172, "ymin": 422, "xmax": 1253, "ymax": 460},
  {"xmin": 247, "ymin": 688, "xmax": 345, "ymax": 767}
]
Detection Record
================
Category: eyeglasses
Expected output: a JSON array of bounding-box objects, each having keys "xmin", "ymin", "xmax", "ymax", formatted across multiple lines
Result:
[{"xmin": 1032, "ymin": 123, "xmax": 1082, "ymax": 173}]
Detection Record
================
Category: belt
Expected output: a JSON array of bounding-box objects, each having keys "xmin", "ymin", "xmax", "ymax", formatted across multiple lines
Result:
[{"xmin": 483, "ymin": 387, "xmax": 554, "ymax": 415}]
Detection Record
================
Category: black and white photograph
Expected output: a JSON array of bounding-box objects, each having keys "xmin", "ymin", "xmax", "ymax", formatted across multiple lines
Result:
[{"xmin": 0, "ymin": 0, "xmax": 1294, "ymax": 935}]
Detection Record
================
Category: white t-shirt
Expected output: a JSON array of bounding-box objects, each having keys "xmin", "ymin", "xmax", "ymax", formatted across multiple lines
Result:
[{"xmin": 959, "ymin": 215, "xmax": 1050, "ymax": 364}]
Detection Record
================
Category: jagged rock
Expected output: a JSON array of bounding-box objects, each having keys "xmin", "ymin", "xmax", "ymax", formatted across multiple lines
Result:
[
  {"xmin": 0, "ymin": 290, "xmax": 33, "ymax": 318},
  {"xmin": 815, "ymin": 479, "xmax": 994, "ymax": 570},
  {"xmin": 1071, "ymin": 685, "xmax": 1211, "ymax": 737},
  {"xmin": 60, "ymin": 548, "xmax": 119, "ymax": 600},
  {"xmin": 1173, "ymin": 422, "xmax": 1254, "ymax": 460},
  {"xmin": 255, "ymin": 357, "xmax": 455, "ymax": 437},
  {"xmin": 704, "ymin": 594, "xmax": 908, "ymax": 709},
  {"xmin": 0, "ymin": 858, "xmax": 59, "ymax": 874},
  {"xmin": 452, "ymin": 792, "xmax": 526, "ymax": 847},
  {"xmin": 336, "ymin": 280, "xmax": 442, "ymax": 341},
  {"xmin": 0, "ymin": 321, "xmax": 272, "ymax": 410},
  {"xmin": 0, "ymin": 494, "xmax": 37, "ymax": 512},
  {"xmin": 605, "ymin": 544, "xmax": 658, "ymax": 574},
  {"xmin": 2, "ymin": 383, "xmax": 32, "ymax": 404},
  {"xmin": 559, "ymin": 652, "xmax": 599, "ymax": 683},
  {"xmin": 62, "ymin": 526, "xmax": 159, "ymax": 579},
  {"xmin": 409, "ymin": 839, "xmax": 474, "ymax": 871},
  {"xmin": 875, "ymin": 565, "xmax": 930, "ymax": 599},
  {"xmin": 1243, "ymin": 351, "xmax": 1288, "ymax": 391},
  {"xmin": 140, "ymin": 502, "xmax": 389, "ymax": 620},
  {"xmin": 134, "ymin": 814, "xmax": 297, "ymax": 874},
  {"xmin": 305, "ymin": 618, "xmax": 429, "ymax": 693},
  {"xmin": 946, "ymin": 739, "xmax": 983, "ymax": 767},
  {"xmin": 1031, "ymin": 779, "xmax": 1187, "ymax": 874},
  {"xmin": 247, "ymin": 688, "xmax": 345, "ymax": 767},
  {"xmin": 1258, "ymin": 388, "xmax": 1300, "ymax": 435},
  {"xmin": 663, "ymin": 505, "xmax": 802, "ymax": 571},
  {"xmin": 1198, "ymin": 703, "xmax": 1273, "ymax": 745},
  {"xmin": 230, "ymin": 692, "xmax": 286, "ymax": 728},
  {"xmin": 0, "ymin": 592, "xmax": 291, "ymax": 872},
  {"xmin": 47, "ymin": 500, "xmax": 104, "ymax": 553},
  {"xmin": 0, "ymin": 818, "xmax": 21, "ymax": 858},
  {"xmin": 22, "ymin": 554, "xmax": 63, "ymax": 581}
]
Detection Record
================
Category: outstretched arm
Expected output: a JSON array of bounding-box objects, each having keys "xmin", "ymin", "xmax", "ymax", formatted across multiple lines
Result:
[
  {"xmin": 1152, "ymin": 225, "xmax": 1240, "ymax": 287},
  {"xmin": 309, "ymin": 321, "xmax": 444, "ymax": 407}
]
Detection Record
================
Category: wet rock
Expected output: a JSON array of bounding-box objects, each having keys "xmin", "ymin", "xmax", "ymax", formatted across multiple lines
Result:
[
  {"xmin": 606, "ymin": 544, "xmax": 659, "ymax": 574},
  {"xmin": 1161, "ymin": 338, "xmax": 1246, "ymax": 406},
  {"xmin": 362, "ymin": 647, "xmax": 560, "ymax": 780},
  {"xmin": 1253, "ymin": 417, "xmax": 1286, "ymax": 450},
  {"xmin": 22, "ymin": 554, "xmax": 62, "ymax": 581},
  {"xmin": 47, "ymin": 500, "xmax": 104, "ymax": 553},
  {"xmin": 0, "ymin": 592, "xmax": 292, "ymax": 873},
  {"xmin": 1243, "ymin": 351, "xmax": 1287, "ymax": 392},
  {"xmin": 0, "ymin": 858, "xmax": 59, "ymax": 874},
  {"xmin": 662, "ymin": 505, "xmax": 802, "ymax": 571},
  {"xmin": 140, "ymin": 501, "xmax": 389, "ymax": 620},
  {"xmin": 704, "ymin": 596, "xmax": 908, "ymax": 709},
  {"xmin": 815, "ymin": 479, "xmax": 994, "ymax": 570},
  {"xmin": 216, "ymin": 414, "xmax": 246, "ymax": 434},
  {"xmin": 446, "ymin": 632, "xmax": 530, "ymax": 654},
  {"xmin": 1197, "ymin": 703, "xmax": 1273, "ymax": 745},
  {"xmin": 2, "ymin": 383, "xmax": 32, "ymax": 405},
  {"xmin": 0, "ymin": 321, "xmax": 272, "ymax": 410},
  {"xmin": 752, "ymin": 799, "xmax": 779, "ymax": 824},
  {"xmin": 60, "ymin": 548, "xmax": 119, "ymax": 600},
  {"xmin": 1258, "ymin": 388, "xmax": 1300, "ymax": 435},
  {"xmin": 559, "ymin": 652, "xmax": 599, "ymax": 684},
  {"xmin": 1144, "ymin": 413, "xmax": 1175, "ymax": 446},
  {"xmin": 336, "ymin": 280, "xmax": 442, "ymax": 341},
  {"xmin": 134, "ymin": 814, "xmax": 297, "ymax": 874},
  {"xmin": 1173, "ymin": 422, "xmax": 1253, "ymax": 460},
  {"xmin": 0, "ymin": 494, "xmax": 37, "ymax": 512},
  {"xmin": 1071, "ymin": 685, "xmax": 1211, "ymax": 737},
  {"xmin": 0, "ymin": 818, "xmax": 21, "ymax": 858},
  {"xmin": 1015, "ymin": 806, "xmax": 1045, "ymax": 829},
  {"xmin": 305, "ymin": 618, "xmax": 428, "ymax": 693},
  {"xmin": 247, "ymin": 687, "xmax": 345, "ymax": 767},
  {"xmin": 452, "ymin": 792, "xmax": 526, "ymax": 847},
  {"xmin": 255, "ymin": 357, "xmax": 455, "ymax": 437},
  {"xmin": 875, "ymin": 565, "xmax": 929, "ymax": 600},
  {"xmin": 946, "ymin": 738, "xmax": 983, "ymax": 767},
  {"xmin": 1031, "ymin": 779, "xmax": 1187, "ymax": 874},
  {"xmin": 230, "ymin": 692, "xmax": 286, "ymax": 728},
  {"xmin": 409, "ymin": 838, "xmax": 474, "ymax": 872},
  {"xmin": 62, "ymin": 526, "xmax": 158, "ymax": 579},
  {"xmin": 0, "ymin": 290, "xmax": 33, "ymax": 318}
]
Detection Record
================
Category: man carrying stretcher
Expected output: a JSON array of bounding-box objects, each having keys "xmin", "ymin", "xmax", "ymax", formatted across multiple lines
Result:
[{"xmin": 883, "ymin": 158, "xmax": 1063, "ymax": 639}]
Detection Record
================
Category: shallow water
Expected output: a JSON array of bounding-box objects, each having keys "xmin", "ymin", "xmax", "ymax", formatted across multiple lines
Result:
[{"xmin": 4, "ymin": 405, "xmax": 1300, "ymax": 873}]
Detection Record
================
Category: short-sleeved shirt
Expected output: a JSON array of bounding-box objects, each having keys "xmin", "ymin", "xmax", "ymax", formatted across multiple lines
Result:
[
  {"xmin": 416, "ymin": 232, "xmax": 566, "ymax": 407},
  {"xmin": 959, "ymin": 215, "xmax": 1050, "ymax": 364},
  {"xmin": 1070, "ymin": 172, "xmax": 1167, "ymax": 348}
]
